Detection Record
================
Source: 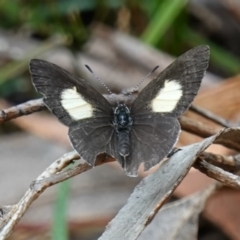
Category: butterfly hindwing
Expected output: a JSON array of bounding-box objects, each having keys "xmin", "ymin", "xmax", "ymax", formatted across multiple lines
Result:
[
  {"xmin": 131, "ymin": 45, "xmax": 210, "ymax": 117},
  {"xmin": 30, "ymin": 59, "xmax": 112, "ymax": 126},
  {"xmin": 69, "ymin": 118, "xmax": 117, "ymax": 165},
  {"xmin": 122, "ymin": 114, "xmax": 180, "ymax": 176}
]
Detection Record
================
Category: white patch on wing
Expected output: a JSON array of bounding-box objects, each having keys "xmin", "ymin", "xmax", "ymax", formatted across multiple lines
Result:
[
  {"xmin": 151, "ymin": 80, "xmax": 182, "ymax": 112},
  {"xmin": 61, "ymin": 87, "xmax": 93, "ymax": 120}
]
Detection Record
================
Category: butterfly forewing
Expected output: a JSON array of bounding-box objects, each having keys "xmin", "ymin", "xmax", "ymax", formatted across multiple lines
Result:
[
  {"xmin": 131, "ymin": 45, "xmax": 210, "ymax": 117},
  {"xmin": 30, "ymin": 59, "xmax": 112, "ymax": 126},
  {"xmin": 30, "ymin": 59, "xmax": 116, "ymax": 166}
]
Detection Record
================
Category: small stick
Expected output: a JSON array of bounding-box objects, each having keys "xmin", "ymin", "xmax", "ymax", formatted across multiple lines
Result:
[
  {"xmin": 0, "ymin": 99, "xmax": 45, "ymax": 123},
  {"xmin": 194, "ymin": 159, "xmax": 240, "ymax": 189},
  {"xmin": 190, "ymin": 104, "xmax": 236, "ymax": 128}
]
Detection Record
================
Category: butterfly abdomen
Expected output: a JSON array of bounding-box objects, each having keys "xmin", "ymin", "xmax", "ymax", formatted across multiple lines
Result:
[
  {"xmin": 118, "ymin": 131, "xmax": 131, "ymax": 157},
  {"xmin": 113, "ymin": 103, "xmax": 133, "ymax": 166}
]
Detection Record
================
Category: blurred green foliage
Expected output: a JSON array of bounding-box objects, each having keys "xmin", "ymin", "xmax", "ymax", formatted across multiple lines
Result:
[
  {"xmin": 52, "ymin": 180, "xmax": 71, "ymax": 240},
  {"xmin": 141, "ymin": 0, "xmax": 188, "ymax": 45},
  {"xmin": 0, "ymin": 0, "xmax": 240, "ymax": 93},
  {"xmin": 0, "ymin": 0, "xmax": 124, "ymax": 43}
]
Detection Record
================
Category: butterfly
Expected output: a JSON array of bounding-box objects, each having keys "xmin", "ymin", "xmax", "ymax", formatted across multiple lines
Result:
[{"xmin": 29, "ymin": 45, "xmax": 210, "ymax": 177}]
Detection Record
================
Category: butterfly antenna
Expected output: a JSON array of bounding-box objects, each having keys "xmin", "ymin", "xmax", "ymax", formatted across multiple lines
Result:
[
  {"xmin": 85, "ymin": 65, "xmax": 118, "ymax": 104},
  {"xmin": 128, "ymin": 65, "xmax": 159, "ymax": 97}
]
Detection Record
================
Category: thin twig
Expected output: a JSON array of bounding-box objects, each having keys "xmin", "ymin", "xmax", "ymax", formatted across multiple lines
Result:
[
  {"xmin": 200, "ymin": 152, "xmax": 240, "ymax": 171},
  {"xmin": 0, "ymin": 99, "xmax": 45, "ymax": 123},
  {"xmin": 0, "ymin": 151, "xmax": 114, "ymax": 239},
  {"xmin": 37, "ymin": 150, "xmax": 80, "ymax": 180},
  {"xmin": 190, "ymin": 104, "xmax": 236, "ymax": 128},
  {"xmin": 194, "ymin": 159, "xmax": 240, "ymax": 189},
  {"xmin": 0, "ymin": 98, "xmax": 220, "ymax": 139},
  {"xmin": 179, "ymin": 115, "xmax": 219, "ymax": 138},
  {"xmin": 169, "ymin": 150, "xmax": 240, "ymax": 171}
]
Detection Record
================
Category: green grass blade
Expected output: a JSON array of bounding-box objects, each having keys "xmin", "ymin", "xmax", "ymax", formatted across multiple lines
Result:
[
  {"xmin": 141, "ymin": 0, "xmax": 188, "ymax": 46},
  {"xmin": 182, "ymin": 28, "xmax": 240, "ymax": 75},
  {"xmin": 52, "ymin": 180, "xmax": 71, "ymax": 240}
]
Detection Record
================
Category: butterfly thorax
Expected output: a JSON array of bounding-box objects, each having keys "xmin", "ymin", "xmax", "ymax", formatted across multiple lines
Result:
[
  {"xmin": 113, "ymin": 103, "xmax": 132, "ymax": 165},
  {"xmin": 113, "ymin": 103, "xmax": 132, "ymax": 131}
]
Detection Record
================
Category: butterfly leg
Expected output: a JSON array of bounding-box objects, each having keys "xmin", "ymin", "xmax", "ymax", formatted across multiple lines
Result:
[{"xmin": 167, "ymin": 147, "xmax": 181, "ymax": 158}]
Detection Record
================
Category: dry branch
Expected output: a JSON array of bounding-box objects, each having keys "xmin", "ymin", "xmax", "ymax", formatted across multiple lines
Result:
[
  {"xmin": 0, "ymin": 98, "xmax": 221, "ymax": 139},
  {"xmin": 0, "ymin": 151, "xmax": 114, "ymax": 239},
  {"xmin": 194, "ymin": 159, "xmax": 240, "ymax": 189},
  {"xmin": 200, "ymin": 152, "xmax": 240, "ymax": 171},
  {"xmin": 190, "ymin": 104, "xmax": 235, "ymax": 128},
  {"xmin": 0, "ymin": 99, "xmax": 45, "ymax": 123},
  {"xmin": 179, "ymin": 115, "xmax": 219, "ymax": 138}
]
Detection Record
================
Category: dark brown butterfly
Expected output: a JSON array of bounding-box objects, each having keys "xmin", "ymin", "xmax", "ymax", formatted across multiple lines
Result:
[{"xmin": 30, "ymin": 45, "xmax": 210, "ymax": 177}]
